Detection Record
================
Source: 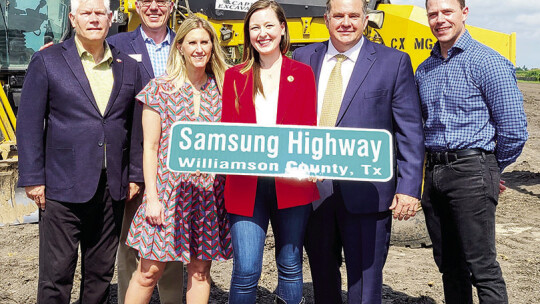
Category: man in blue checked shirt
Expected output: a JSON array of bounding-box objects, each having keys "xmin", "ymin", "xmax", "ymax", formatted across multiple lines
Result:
[{"xmin": 416, "ymin": 0, "xmax": 528, "ymax": 303}]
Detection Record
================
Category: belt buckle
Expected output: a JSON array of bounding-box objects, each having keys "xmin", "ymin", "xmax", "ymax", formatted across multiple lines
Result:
[{"xmin": 448, "ymin": 152, "xmax": 458, "ymax": 163}]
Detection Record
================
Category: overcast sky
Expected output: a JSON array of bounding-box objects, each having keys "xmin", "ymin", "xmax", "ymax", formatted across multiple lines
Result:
[{"xmin": 391, "ymin": 0, "xmax": 540, "ymax": 68}]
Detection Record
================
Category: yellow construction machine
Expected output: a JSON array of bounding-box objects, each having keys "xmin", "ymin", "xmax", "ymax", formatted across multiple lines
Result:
[
  {"xmin": 0, "ymin": 0, "xmax": 516, "ymax": 237},
  {"xmin": 118, "ymin": 0, "xmax": 516, "ymax": 68}
]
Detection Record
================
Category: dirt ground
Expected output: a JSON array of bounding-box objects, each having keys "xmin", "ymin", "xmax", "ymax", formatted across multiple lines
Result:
[{"xmin": 0, "ymin": 83, "xmax": 539, "ymax": 304}]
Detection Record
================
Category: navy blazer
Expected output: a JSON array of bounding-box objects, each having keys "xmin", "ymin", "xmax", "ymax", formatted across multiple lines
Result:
[
  {"xmin": 293, "ymin": 39, "xmax": 425, "ymax": 214},
  {"xmin": 107, "ymin": 26, "xmax": 176, "ymax": 86},
  {"xmin": 17, "ymin": 37, "xmax": 143, "ymax": 203}
]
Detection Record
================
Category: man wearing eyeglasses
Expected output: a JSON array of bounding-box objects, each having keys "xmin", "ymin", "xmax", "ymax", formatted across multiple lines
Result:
[{"xmin": 107, "ymin": 1, "xmax": 183, "ymax": 303}]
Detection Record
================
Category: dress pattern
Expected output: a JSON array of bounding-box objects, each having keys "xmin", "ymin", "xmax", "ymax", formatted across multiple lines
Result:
[{"xmin": 126, "ymin": 75, "xmax": 232, "ymax": 262}]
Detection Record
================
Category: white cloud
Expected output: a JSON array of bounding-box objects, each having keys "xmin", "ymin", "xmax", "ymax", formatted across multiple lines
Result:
[
  {"xmin": 391, "ymin": 0, "xmax": 424, "ymax": 8},
  {"xmin": 514, "ymin": 13, "xmax": 540, "ymax": 28}
]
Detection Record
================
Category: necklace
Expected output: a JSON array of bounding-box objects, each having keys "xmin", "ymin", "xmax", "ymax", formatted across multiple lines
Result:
[{"xmin": 260, "ymin": 56, "xmax": 282, "ymax": 81}]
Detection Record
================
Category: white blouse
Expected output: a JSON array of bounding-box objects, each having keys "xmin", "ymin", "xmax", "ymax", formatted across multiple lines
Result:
[{"xmin": 255, "ymin": 88, "xmax": 279, "ymax": 126}]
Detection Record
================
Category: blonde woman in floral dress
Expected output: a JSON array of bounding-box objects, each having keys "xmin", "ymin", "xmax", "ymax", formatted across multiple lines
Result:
[{"xmin": 124, "ymin": 16, "xmax": 232, "ymax": 304}]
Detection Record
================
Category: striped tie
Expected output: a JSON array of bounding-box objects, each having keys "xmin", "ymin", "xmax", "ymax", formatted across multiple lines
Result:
[{"xmin": 319, "ymin": 54, "xmax": 348, "ymax": 127}]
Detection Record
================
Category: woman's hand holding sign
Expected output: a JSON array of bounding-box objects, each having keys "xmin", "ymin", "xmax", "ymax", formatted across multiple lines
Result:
[{"xmin": 307, "ymin": 176, "xmax": 323, "ymax": 183}]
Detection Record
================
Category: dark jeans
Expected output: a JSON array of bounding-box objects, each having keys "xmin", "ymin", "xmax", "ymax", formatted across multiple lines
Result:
[
  {"xmin": 228, "ymin": 178, "xmax": 311, "ymax": 304},
  {"xmin": 422, "ymin": 153, "xmax": 508, "ymax": 304},
  {"xmin": 37, "ymin": 171, "xmax": 124, "ymax": 304}
]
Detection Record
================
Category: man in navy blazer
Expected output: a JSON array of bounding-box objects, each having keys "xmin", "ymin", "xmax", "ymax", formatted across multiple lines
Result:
[
  {"xmin": 293, "ymin": 0, "xmax": 424, "ymax": 302},
  {"xmin": 17, "ymin": 0, "xmax": 142, "ymax": 302},
  {"xmin": 107, "ymin": 1, "xmax": 175, "ymax": 89},
  {"xmin": 106, "ymin": 1, "xmax": 184, "ymax": 303}
]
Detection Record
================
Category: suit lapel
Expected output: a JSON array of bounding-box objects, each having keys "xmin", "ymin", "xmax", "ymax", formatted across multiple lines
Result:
[
  {"xmin": 336, "ymin": 39, "xmax": 376, "ymax": 125},
  {"xmin": 277, "ymin": 57, "xmax": 295, "ymax": 124},
  {"xmin": 131, "ymin": 27, "xmax": 154, "ymax": 79},
  {"xmin": 62, "ymin": 38, "xmax": 100, "ymax": 114},
  {"xmin": 104, "ymin": 47, "xmax": 124, "ymax": 116},
  {"xmin": 310, "ymin": 42, "xmax": 328, "ymax": 90}
]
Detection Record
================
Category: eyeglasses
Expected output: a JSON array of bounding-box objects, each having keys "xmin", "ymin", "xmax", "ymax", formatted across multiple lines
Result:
[{"xmin": 138, "ymin": 0, "xmax": 170, "ymax": 8}]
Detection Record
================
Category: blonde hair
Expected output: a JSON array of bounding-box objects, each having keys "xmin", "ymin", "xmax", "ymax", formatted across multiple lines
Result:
[
  {"xmin": 163, "ymin": 16, "xmax": 229, "ymax": 93},
  {"xmin": 240, "ymin": 0, "xmax": 290, "ymax": 98}
]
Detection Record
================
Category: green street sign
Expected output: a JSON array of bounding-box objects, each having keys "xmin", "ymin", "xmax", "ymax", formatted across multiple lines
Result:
[{"xmin": 167, "ymin": 122, "xmax": 393, "ymax": 181}]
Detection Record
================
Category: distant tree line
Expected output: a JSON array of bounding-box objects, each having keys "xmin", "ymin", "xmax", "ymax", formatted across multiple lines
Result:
[{"xmin": 516, "ymin": 66, "xmax": 540, "ymax": 82}]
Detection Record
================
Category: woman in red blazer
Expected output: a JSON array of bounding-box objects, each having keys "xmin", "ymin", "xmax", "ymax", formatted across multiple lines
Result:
[{"xmin": 221, "ymin": 1, "xmax": 319, "ymax": 303}]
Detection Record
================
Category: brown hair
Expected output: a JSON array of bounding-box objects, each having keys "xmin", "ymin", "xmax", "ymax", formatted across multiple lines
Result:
[
  {"xmin": 240, "ymin": 0, "xmax": 290, "ymax": 99},
  {"xmin": 425, "ymin": 0, "xmax": 465, "ymax": 9}
]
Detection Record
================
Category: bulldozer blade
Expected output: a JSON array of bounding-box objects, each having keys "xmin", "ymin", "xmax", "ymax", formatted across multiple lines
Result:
[
  {"xmin": 11, "ymin": 187, "xmax": 38, "ymax": 224},
  {"xmin": 0, "ymin": 160, "xmax": 38, "ymax": 226}
]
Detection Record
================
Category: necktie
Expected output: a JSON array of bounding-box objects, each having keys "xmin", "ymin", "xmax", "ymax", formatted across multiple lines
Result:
[{"xmin": 319, "ymin": 54, "xmax": 347, "ymax": 127}]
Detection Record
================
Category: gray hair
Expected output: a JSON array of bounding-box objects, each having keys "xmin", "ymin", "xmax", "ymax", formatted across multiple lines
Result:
[
  {"xmin": 71, "ymin": 0, "xmax": 111, "ymax": 14},
  {"xmin": 325, "ymin": 0, "xmax": 367, "ymax": 15}
]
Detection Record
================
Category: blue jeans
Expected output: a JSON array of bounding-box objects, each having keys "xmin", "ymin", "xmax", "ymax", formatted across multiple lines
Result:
[{"xmin": 228, "ymin": 178, "xmax": 311, "ymax": 304}]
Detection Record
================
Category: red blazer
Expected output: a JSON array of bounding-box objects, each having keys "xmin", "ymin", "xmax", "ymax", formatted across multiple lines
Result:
[{"xmin": 221, "ymin": 56, "xmax": 320, "ymax": 217}]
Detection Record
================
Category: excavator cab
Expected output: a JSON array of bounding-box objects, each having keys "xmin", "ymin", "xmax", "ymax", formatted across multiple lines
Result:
[
  {"xmin": 0, "ymin": 0, "xmax": 70, "ymax": 70},
  {"xmin": 0, "ymin": 0, "xmax": 70, "ymax": 136}
]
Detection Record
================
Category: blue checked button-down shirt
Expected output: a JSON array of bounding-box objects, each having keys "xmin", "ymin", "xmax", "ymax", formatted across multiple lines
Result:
[
  {"xmin": 141, "ymin": 27, "xmax": 171, "ymax": 78},
  {"xmin": 415, "ymin": 30, "xmax": 528, "ymax": 171}
]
